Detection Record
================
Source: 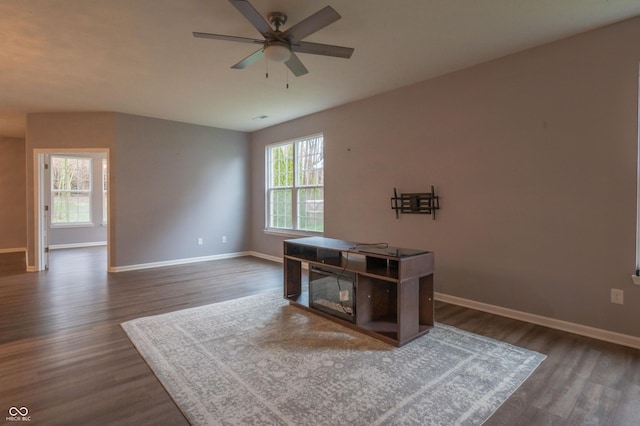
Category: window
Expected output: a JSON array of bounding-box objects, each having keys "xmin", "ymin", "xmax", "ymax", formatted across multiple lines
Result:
[
  {"xmin": 266, "ymin": 134, "xmax": 324, "ymax": 233},
  {"xmin": 51, "ymin": 156, "xmax": 92, "ymax": 224}
]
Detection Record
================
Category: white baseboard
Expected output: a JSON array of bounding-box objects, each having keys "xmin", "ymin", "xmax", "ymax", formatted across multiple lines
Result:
[
  {"xmin": 435, "ymin": 292, "xmax": 640, "ymax": 350},
  {"xmin": 50, "ymin": 241, "xmax": 107, "ymax": 250},
  {"xmin": 249, "ymin": 252, "xmax": 310, "ymax": 270},
  {"xmin": 0, "ymin": 248, "xmax": 27, "ymax": 271},
  {"xmin": 249, "ymin": 251, "xmax": 283, "ymax": 263},
  {"xmin": 109, "ymin": 251, "xmax": 252, "ymax": 273},
  {"xmin": 0, "ymin": 247, "xmax": 26, "ymax": 254}
]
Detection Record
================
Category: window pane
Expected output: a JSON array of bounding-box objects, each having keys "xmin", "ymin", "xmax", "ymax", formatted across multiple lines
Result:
[
  {"xmin": 52, "ymin": 157, "xmax": 91, "ymax": 191},
  {"xmin": 297, "ymin": 187, "xmax": 324, "ymax": 232},
  {"xmin": 297, "ymin": 136, "xmax": 324, "ymax": 187},
  {"xmin": 269, "ymin": 189, "xmax": 292, "ymax": 229},
  {"xmin": 270, "ymin": 144, "xmax": 293, "ymax": 188},
  {"xmin": 52, "ymin": 191, "xmax": 91, "ymax": 223}
]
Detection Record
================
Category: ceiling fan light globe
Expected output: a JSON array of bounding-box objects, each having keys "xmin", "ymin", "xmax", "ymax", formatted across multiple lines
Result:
[{"xmin": 265, "ymin": 43, "xmax": 291, "ymax": 63}]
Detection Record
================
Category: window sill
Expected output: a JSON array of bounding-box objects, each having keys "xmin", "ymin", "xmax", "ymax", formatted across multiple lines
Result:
[
  {"xmin": 50, "ymin": 223, "xmax": 96, "ymax": 229},
  {"xmin": 264, "ymin": 229, "xmax": 323, "ymax": 238}
]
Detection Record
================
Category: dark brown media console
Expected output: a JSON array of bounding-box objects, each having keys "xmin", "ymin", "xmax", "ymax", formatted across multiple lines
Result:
[{"xmin": 283, "ymin": 237, "xmax": 434, "ymax": 347}]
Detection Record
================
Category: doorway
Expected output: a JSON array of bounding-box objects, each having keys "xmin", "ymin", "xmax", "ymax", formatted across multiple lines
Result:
[{"xmin": 34, "ymin": 149, "xmax": 110, "ymax": 271}]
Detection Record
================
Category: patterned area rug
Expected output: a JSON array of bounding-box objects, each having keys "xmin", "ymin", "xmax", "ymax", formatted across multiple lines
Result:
[{"xmin": 122, "ymin": 291, "xmax": 545, "ymax": 425}]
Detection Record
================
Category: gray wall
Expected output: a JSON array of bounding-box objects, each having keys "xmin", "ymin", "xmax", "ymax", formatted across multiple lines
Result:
[
  {"xmin": 25, "ymin": 112, "xmax": 114, "ymax": 266},
  {"xmin": 25, "ymin": 112, "xmax": 250, "ymax": 269},
  {"xmin": 0, "ymin": 137, "xmax": 27, "ymax": 250},
  {"xmin": 250, "ymin": 17, "xmax": 640, "ymax": 337},
  {"xmin": 112, "ymin": 113, "xmax": 250, "ymax": 267}
]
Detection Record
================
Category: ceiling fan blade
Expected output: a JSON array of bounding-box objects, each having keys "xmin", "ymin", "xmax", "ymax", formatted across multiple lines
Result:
[
  {"xmin": 292, "ymin": 41, "xmax": 354, "ymax": 59},
  {"xmin": 284, "ymin": 6, "xmax": 341, "ymax": 41},
  {"xmin": 193, "ymin": 32, "xmax": 263, "ymax": 45},
  {"xmin": 231, "ymin": 48, "xmax": 264, "ymax": 69},
  {"xmin": 285, "ymin": 53, "xmax": 309, "ymax": 77},
  {"xmin": 230, "ymin": 0, "xmax": 273, "ymax": 37}
]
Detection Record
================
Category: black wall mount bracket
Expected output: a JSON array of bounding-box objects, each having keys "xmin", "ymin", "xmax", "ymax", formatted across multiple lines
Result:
[{"xmin": 391, "ymin": 186, "xmax": 440, "ymax": 220}]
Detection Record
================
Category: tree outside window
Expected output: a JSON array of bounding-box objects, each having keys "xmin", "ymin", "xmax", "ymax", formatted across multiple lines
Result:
[{"xmin": 51, "ymin": 156, "xmax": 92, "ymax": 224}]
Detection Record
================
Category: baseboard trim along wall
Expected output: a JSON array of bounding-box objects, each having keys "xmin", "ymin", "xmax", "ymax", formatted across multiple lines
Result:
[
  {"xmin": 0, "ymin": 247, "xmax": 26, "ymax": 254},
  {"xmin": 250, "ymin": 251, "xmax": 311, "ymax": 270},
  {"xmin": 109, "ymin": 251, "xmax": 252, "ymax": 273},
  {"xmin": 250, "ymin": 251, "xmax": 283, "ymax": 264},
  {"xmin": 50, "ymin": 241, "xmax": 107, "ymax": 250},
  {"xmin": 0, "ymin": 247, "xmax": 27, "ymax": 271},
  {"xmin": 435, "ymin": 292, "xmax": 640, "ymax": 350}
]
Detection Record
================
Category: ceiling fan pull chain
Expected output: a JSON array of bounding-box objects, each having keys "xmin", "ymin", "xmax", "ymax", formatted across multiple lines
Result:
[
  {"xmin": 265, "ymin": 57, "xmax": 269, "ymax": 79},
  {"xmin": 286, "ymin": 69, "xmax": 289, "ymax": 89}
]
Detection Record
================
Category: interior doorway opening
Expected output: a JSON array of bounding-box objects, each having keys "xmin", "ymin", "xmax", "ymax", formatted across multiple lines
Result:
[{"xmin": 34, "ymin": 149, "xmax": 110, "ymax": 271}]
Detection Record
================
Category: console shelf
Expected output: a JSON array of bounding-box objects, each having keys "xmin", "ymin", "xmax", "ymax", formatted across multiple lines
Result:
[{"xmin": 283, "ymin": 237, "xmax": 434, "ymax": 347}]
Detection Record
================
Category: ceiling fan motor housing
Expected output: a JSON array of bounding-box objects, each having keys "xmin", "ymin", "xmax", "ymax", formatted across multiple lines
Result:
[{"xmin": 268, "ymin": 12, "xmax": 287, "ymax": 30}]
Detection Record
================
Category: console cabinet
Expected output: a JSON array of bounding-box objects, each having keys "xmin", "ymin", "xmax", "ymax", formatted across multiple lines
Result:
[{"xmin": 283, "ymin": 237, "xmax": 434, "ymax": 347}]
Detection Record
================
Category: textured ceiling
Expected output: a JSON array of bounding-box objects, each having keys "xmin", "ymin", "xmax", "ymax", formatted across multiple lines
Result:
[{"xmin": 2, "ymin": 0, "xmax": 640, "ymax": 138}]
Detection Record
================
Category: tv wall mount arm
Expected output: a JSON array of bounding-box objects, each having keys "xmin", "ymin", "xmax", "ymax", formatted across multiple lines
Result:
[{"xmin": 391, "ymin": 186, "xmax": 440, "ymax": 220}]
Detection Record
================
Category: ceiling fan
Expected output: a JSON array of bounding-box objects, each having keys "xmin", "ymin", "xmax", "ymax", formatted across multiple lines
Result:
[{"xmin": 193, "ymin": 0, "xmax": 354, "ymax": 77}]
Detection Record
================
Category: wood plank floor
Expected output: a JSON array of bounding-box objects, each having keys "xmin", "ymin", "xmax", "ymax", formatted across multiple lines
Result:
[{"xmin": 1, "ymin": 247, "xmax": 638, "ymax": 425}]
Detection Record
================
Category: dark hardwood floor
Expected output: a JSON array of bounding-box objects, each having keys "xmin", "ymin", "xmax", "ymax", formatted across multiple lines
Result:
[{"xmin": 1, "ymin": 247, "xmax": 638, "ymax": 425}]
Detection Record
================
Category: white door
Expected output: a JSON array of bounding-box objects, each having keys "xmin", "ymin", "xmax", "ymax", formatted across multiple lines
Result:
[
  {"xmin": 43, "ymin": 153, "xmax": 50, "ymax": 270},
  {"xmin": 36, "ymin": 152, "xmax": 50, "ymax": 271}
]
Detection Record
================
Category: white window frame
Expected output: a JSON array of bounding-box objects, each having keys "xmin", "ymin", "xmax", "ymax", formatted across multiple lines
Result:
[
  {"xmin": 265, "ymin": 133, "xmax": 324, "ymax": 234},
  {"xmin": 50, "ymin": 155, "xmax": 93, "ymax": 226}
]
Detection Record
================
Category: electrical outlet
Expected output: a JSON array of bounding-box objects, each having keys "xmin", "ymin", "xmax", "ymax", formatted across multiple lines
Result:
[
  {"xmin": 611, "ymin": 288, "xmax": 624, "ymax": 305},
  {"xmin": 339, "ymin": 290, "xmax": 349, "ymax": 302},
  {"xmin": 197, "ymin": 237, "xmax": 203, "ymax": 245},
  {"xmin": 222, "ymin": 235, "xmax": 227, "ymax": 243}
]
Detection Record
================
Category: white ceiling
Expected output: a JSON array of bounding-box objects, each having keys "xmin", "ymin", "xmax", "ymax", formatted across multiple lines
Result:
[{"xmin": 2, "ymin": 0, "xmax": 640, "ymax": 139}]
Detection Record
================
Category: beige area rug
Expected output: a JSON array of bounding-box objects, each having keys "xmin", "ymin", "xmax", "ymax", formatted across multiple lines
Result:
[{"xmin": 122, "ymin": 291, "xmax": 545, "ymax": 425}]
